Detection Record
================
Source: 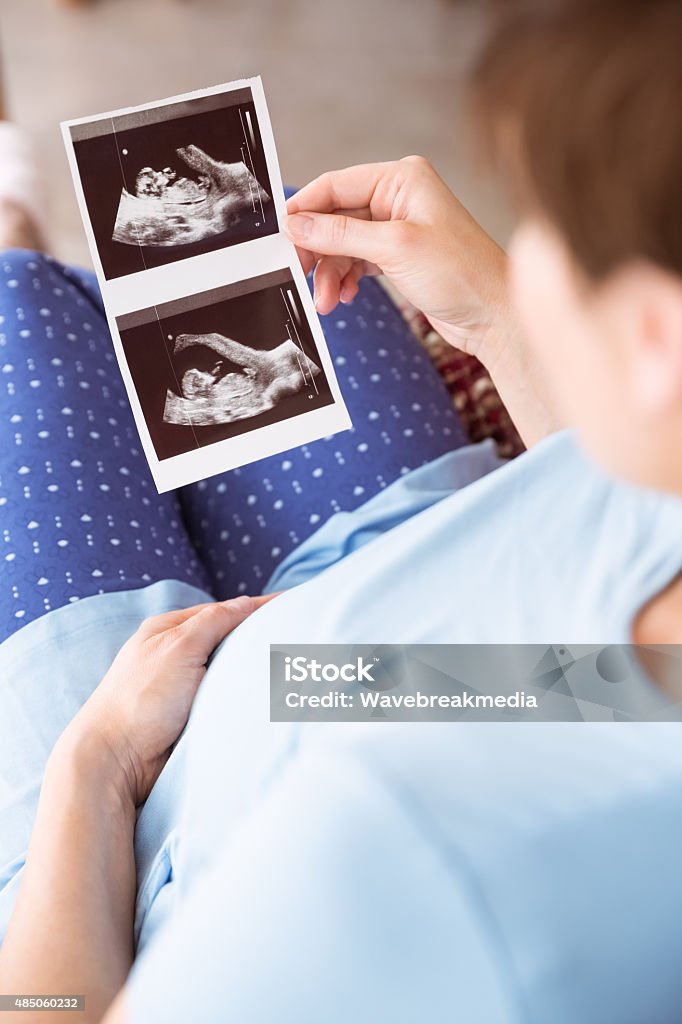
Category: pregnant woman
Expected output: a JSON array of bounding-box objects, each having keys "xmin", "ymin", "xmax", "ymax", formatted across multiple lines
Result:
[{"xmin": 1, "ymin": 0, "xmax": 682, "ymax": 1021}]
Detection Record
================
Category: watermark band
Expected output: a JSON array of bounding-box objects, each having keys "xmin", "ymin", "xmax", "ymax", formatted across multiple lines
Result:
[{"xmin": 270, "ymin": 644, "xmax": 682, "ymax": 723}]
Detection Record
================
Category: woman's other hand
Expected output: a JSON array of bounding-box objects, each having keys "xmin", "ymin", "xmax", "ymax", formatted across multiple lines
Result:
[
  {"xmin": 285, "ymin": 157, "xmax": 511, "ymax": 359},
  {"xmin": 0, "ymin": 594, "xmax": 274, "ymax": 1018},
  {"xmin": 61, "ymin": 594, "xmax": 273, "ymax": 807}
]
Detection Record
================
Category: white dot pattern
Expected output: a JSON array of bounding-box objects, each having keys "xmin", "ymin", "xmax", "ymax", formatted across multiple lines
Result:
[{"xmin": 0, "ymin": 251, "xmax": 212, "ymax": 639}]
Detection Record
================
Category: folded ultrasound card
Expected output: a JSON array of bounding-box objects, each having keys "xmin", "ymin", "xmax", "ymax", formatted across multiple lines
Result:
[{"xmin": 62, "ymin": 77, "xmax": 351, "ymax": 491}]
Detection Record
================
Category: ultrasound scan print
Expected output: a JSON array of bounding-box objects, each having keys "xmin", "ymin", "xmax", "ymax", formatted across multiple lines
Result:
[
  {"xmin": 117, "ymin": 272, "xmax": 334, "ymax": 462},
  {"xmin": 112, "ymin": 144, "xmax": 271, "ymax": 249},
  {"xmin": 71, "ymin": 88, "xmax": 279, "ymax": 279},
  {"xmin": 163, "ymin": 332, "xmax": 320, "ymax": 427}
]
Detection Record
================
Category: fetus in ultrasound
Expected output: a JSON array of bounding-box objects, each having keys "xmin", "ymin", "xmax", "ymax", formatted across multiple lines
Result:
[
  {"xmin": 163, "ymin": 332, "xmax": 320, "ymax": 427},
  {"xmin": 113, "ymin": 144, "xmax": 270, "ymax": 248}
]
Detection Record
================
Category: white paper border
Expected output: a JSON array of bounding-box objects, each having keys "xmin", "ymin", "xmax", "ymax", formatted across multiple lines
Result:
[{"xmin": 61, "ymin": 77, "xmax": 350, "ymax": 492}]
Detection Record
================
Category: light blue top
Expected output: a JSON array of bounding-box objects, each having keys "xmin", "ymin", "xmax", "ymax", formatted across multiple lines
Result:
[{"xmin": 2, "ymin": 431, "xmax": 682, "ymax": 1023}]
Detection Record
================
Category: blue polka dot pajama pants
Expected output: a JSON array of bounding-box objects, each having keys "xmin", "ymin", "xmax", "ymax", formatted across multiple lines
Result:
[{"xmin": 0, "ymin": 247, "xmax": 467, "ymax": 642}]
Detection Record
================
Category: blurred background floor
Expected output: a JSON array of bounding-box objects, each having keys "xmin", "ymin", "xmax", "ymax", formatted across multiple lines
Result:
[{"xmin": 0, "ymin": 0, "xmax": 513, "ymax": 268}]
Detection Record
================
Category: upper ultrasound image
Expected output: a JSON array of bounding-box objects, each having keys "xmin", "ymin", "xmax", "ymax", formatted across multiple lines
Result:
[{"xmin": 72, "ymin": 92, "xmax": 278, "ymax": 279}]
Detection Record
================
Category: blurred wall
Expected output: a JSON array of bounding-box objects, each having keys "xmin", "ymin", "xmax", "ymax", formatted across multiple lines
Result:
[{"xmin": 0, "ymin": 0, "xmax": 513, "ymax": 267}]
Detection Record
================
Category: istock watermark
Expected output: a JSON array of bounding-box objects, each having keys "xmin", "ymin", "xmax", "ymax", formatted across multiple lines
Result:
[
  {"xmin": 284, "ymin": 655, "xmax": 378, "ymax": 684},
  {"xmin": 270, "ymin": 644, "xmax": 682, "ymax": 723}
]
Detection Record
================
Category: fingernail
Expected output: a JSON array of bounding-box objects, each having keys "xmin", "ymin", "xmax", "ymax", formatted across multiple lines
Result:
[
  {"xmin": 340, "ymin": 286, "xmax": 353, "ymax": 305},
  {"xmin": 285, "ymin": 214, "xmax": 314, "ymax": 241},
  {"xmin": 224, "ymin": 595, "xmax": 254, "ymax": 613}
]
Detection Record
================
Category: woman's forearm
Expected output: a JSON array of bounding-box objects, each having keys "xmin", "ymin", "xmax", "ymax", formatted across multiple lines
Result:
[
  {"xmin": 0, "ymin": 725, "xmax": 136, "ymax": 1023},
  {"xmin": 473, "ymin": 314, "xmax": 562, "ymax": 448},
  {"xmin": 422, "ymin": 233, "xmax": 561, "ymax": 449}
]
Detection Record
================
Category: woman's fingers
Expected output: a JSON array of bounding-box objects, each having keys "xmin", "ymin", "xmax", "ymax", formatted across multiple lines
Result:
[
  {"xmin": 137, "ymin": 603, "xmax": 216, "ymax": 636},
  {"xmin": 176, "ymin": 592, "xmax": 281, "ymax": 660},
  {"xmin": 249, "ymin": 592, "xmax": 280, "ymax": 609},
  {"xmin": 139, "ymin": 592, "xmax": 277, "ymax": 639},
  {"xmin": 285, "ymin": 210, "xmax": 396, "ymax": 266},
  {"xmin": 313, "ymin": 255, "xmax": 354, "ymax": 314},
  {"xmin": 176, "ymin": 597, "xmax": 256, "ymax": 658},
  {"xmin": 286, "ymin": 203, "xmax": 376, "ymax": 282},
  {"xmin": 286, "ymin": 162, "xmax": 396, "ymax": 217},
  {"xmin": 339, "ymin": 262, "xmax": 364, "ymax": 304}
]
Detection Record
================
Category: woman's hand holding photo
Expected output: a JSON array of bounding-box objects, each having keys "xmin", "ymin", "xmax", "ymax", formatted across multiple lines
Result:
[
  {"xmin": 285, "ymin": 156, "xmax": 510, "ymax": 359},
  {"xmin": 286, "ymin": 157, "xmax": 557, "ymax": 446}
]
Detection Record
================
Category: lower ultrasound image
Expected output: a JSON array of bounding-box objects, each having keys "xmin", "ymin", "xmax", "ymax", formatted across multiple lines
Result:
[
  {"xmin": 117, "ymin": 272, "xmax": 334, "ymax": 461},
  {"xmin": 162, "ymin": 331, "xmax": 321, "ymax": 427}
]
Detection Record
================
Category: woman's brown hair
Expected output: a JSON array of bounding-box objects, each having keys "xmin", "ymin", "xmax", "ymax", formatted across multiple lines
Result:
[{"xmin": 470, "ymin": 0, "xmax": 682, "ymax": 279}]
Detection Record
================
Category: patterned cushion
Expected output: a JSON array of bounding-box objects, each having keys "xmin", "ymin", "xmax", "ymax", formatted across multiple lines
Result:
[{"xmin": 398, "ymin": 301, "xmax": 525, "ymax": 460}]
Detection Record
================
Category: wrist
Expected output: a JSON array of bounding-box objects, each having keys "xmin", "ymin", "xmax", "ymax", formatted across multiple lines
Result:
[
  {"xmin": 49, "ymin": 717, "xmax": 138, "ymax": 823},
  {"xmin": 428, "ymin": 239, "xmax": 518, "ymax": 366},
  {"xmin": 467, "ymin": 243, "xmax": 516, "ymax": 360},
  {"xmin": 473, "ymin": 299, "xmax": 523, "ymax": 373}
]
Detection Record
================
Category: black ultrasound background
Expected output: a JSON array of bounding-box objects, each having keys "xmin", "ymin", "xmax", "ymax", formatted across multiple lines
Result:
[
  {"xmin": 119, "ymin": 280, "xmax": 333, "ymax": 461},
  {"xmin": 73, "ymin": 98, "xmax": 278, "ymax": 280}
]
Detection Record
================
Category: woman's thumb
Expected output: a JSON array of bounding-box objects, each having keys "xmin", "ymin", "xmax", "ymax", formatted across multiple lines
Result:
[{"xmin": 285, "ymin": 212, "xmax": 389, "ymax": 263}]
